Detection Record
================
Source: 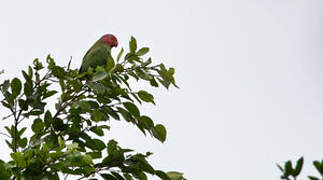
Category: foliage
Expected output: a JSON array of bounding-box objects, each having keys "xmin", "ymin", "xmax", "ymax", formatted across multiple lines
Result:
[
  {"xmin": 0, "ymin": 37, "xmax": 186, "ymax": 180},
  {"xmin": 277, "ymin": 157, "xmax": 323, "ymax": 180}
]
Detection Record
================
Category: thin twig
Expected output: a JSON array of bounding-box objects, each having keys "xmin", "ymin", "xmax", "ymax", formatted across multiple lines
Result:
[
  {"xmin": 0, "ymin": 131, "xmax": 11, "ymax": 138},
  {"xmin": 64, "ymin": 173, "xmax": 69, "ymax": 180},
  {"xmin": 76, "ymin": 167, "xmax": 111, "ymax": 180},
  {"xmin": 122, "ymin": 64, "xmax": 161, "ymax": 73},
  {"xmin": 42, "ymin": 90, "xmax": 87, "ymax": 134},
  {"xmin": 107, "ymin": 101, "xmax": 123, "ymax": 107},
  {"xmin": 2, "ymin": 114, "xmax": 13, "ymax": 120}
]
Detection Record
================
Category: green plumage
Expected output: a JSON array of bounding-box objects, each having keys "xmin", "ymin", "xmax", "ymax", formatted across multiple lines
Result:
[{"xmin": 79, "ymin": 39, "xmax": 112, "ymax": 74}]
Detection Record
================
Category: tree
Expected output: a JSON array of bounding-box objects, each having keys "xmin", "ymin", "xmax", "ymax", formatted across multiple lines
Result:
[{"xmin": 0, "ymin": 36, "xmax": 186, "ymax": 180}]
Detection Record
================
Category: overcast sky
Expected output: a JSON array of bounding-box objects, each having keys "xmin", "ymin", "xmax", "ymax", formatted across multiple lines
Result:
[{"xmin": 0, "ymin": 0, "xmax": 322, "ymax": 179}]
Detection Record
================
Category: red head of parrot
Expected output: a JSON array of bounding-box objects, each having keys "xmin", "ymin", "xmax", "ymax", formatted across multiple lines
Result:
[{"xmin": 101, "ymin": 34, "xmax": 118, "ymax": 48}]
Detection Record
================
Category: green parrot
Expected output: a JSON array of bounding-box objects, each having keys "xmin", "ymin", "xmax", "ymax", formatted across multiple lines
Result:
[{"xmin": 79, "ymin": 34, "xmax": 118, "ymax": 74}]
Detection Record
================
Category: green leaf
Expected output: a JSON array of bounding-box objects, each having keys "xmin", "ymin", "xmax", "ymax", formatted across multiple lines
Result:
[
  {"xmin": 128, "ymin": 71, "xmax": 139, "ymax": 81},
  {"xmin": 107, "ymin": 139, "xmax": 118, "ymax": 155},
  {"xmin": 125, "ymin": 53, "xmax": 140, "ymax": 63},
  {"xmin": 139, "ymin": 116, "xmax": 154, "ymax": 129},
  {"xmin": 90, "ymin": 126, "xmax": 104, "ymax": 136},
  {"xmin": 51, "ymin": 65, "xmax": 66, "ymax": 78},
  {"xmin": 115, "ymin": 64, "xmax": 124, "ymax": 72},
  {"xmin": 142, "ymin": 58, "xmax": 152, "ymax": 67},
  {"xmin": 136, "ymin": 47, "xmax": 149, "ymax": 56},
  {"xmin": 92, "ymin": 71, "xmax": 108, "ymax": 82},
  {"xmin": 123, "ymin": 102, "xmax": 140, "ymax": 118},
  {"xmin": 153, "ymin": 124, "xmax": 167, "ymax": 143},
  {"xmin": 58, "ymin": 136, "xmax": 65, "ymax": 148},
  {"xmin": 91, "ymin": 109, "xmax": 108, "ymax": 122},
  {"xmin": 117, "ymin": 48, "xmax": 124, "ymax": 62},
  {"xmin": 284, "ymin": 161, "xmax": 293, "ymax": 175},
  {"xmin": 117, "ymin": 107, "xmax": 135, "ymax": 123},
  {"xmin": 5, "ymin": 140, "xmax": 12, "ymax": 149},
  {"xmin": 18, "ymin": 127, "xmax": 27, "ymax": 137},
  {"xmin": 157, "ymin": 78, "xmax": 171, "ymax": 89},
  {"xmin": 33, "ymin": 58, "xmax": 44, "ymax": 70},
  {"xmin": 11, "ymin": 78, "xmax": 22, "ymax": 97},
  {"xmin": 44, "ymin": 110, "xmax": 52, "ymax": 127},
  {"xmin": 308, "ymin": 176, "xmax": 320, "ymax": 180},
  {"xmin": 18, "ymin": 99, "xmax": 27, "ymax": 110},
  {"xmin": 131, "ymin": 92, "xmax": 142, "ymax": 104},
  {"xmin": 129, "ymin": 36, "xmax": 137, "ymax": 53},
  {"xmin": 75, "ymin": 101, "xmax": 91, "ymax": 112},
  {"xmin": 293, "ymin": 157, "xmax": 303, "ymax": 176},
  {"xmin": 5, "ymin": 126, "xmax": 13, "ymax": 137},
  {"xmin": 139, "ymin": 160, "xmax": 155, "ymax": 174},
  {"xmin": 100, "ymin": 125, "xmax": 111, "ymax": 130},
  {"xmin": 138, "ymin": 90, "xmax": 155, "ymax": 105},
  {"xmin": 136, "ymin": 70, "xmax": 153, "ymax": 81},
  {"xmin": 31, "ymin": 118, "xmax": 44, "ymax": 134},
  {"xmin": 18, "ymin": 137, "xmax": 27, "ymax": 148},
  {"xmin": 103, "ymin": 106, "xmax": 120, "ymax": 120},
  {"xmin": 156, "ymin": 63, "xmax": 177, "ymax": 89},
  {"xmin": 168, "ymin": 67, "xmax": 175, "ymax": 75},
  {"xmin": 1, "ymin": 102, "xmax": 11, "ymax": 110},
  {"xmin": 101, "ymin": 174, "xmax": 117, "ymax": 180},
  {"xmin": 0, "ymin": 160, "xmax": 11, "ymax": 179},
  {"xmin": 11, "ymin": 152, "xmax": 26, "ymax": 167},
  {"xmin": 86, "ymin": 152, "xmax": 102, "ymax": 159},
  {"xmin": 52, "ymin": 117, "xmax": 65, "ymax": 131},
  {"xmin": 85, "ymin": 139, "xmax": 106, "ymax": 151},
  {"xmin": 2, "ymin": 80, "xmax": 10, "ymax": 92},
  {"xmin": 27, "ymin": 65, "xmax": 32, "ymax": 76},
  {"xmin": 4, "ymin": 92, "xmax": 14, "ymax": 106},
  {"xmin": 88, "ymin": 100, "xmax": 100, "ymax": 109},
  {"xmin": 123, "ymin": 173, "xmax": 132, "ymax": 180},
  {"xmin": 28, "ymin": 110, "xmax": 43, "ymax": 116},
  {"xmin": 43, "ymin": 90, "xmax": 58, "ymax": 99},
  {"xmin": 155, "ymin": 170, "xmax": 171, "ymax": 180},
  {"xmin": 313, "ymin": 161, "xmax": 323, "ymax": 175},
  {"xmin": 22, "ymin": 70, "xmax": 32, "ymax": 86},
  {"xmin": 59, "ymin": 79, "xmax": 66, "ymax": 92},
  {"xmin": 106, "ymin": 55, "xmax": 115, "ymax": 72},
  {"xmin": 111, "ymin": 172, "xmax": 126, "ymax": 180},
  {"xmin": 88, "ymin": 82, "xmax": 106, "ymax": 94},
  {"xmin": 137, "ymin": 172, "xmax": 148, "ymax": 180},
  {"xmin": 167, "ymin": 171, "xmax": 185, "ymax": 180},
  {"xmin": 82, "ymin": 154, "xmax": 94, "ymax": 165}
]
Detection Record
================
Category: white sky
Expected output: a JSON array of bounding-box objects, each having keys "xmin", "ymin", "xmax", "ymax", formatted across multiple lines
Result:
[{"xmin": 0, "ymin": 0, "xmax": 322, "ymax": 179}]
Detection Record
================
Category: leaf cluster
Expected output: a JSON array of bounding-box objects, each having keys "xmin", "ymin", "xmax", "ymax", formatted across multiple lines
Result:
[
  {"xmin": 0, "ymin": 37, "xmax": 185, "ymax": 180},
  {"xmin": 277, "ymin": 157, "xmax": 323, "ymax": 180}
]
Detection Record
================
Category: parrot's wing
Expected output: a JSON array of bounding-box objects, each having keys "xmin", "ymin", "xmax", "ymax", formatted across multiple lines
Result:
[{"xmin": 79, "ymin": 45, "xmax": 110, "ymax": 73}]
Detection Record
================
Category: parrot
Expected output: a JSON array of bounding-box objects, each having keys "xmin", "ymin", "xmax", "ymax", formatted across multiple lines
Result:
[{"xmin": 79, "ymin": 34, "xmax": 118, "ymax": 74}]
